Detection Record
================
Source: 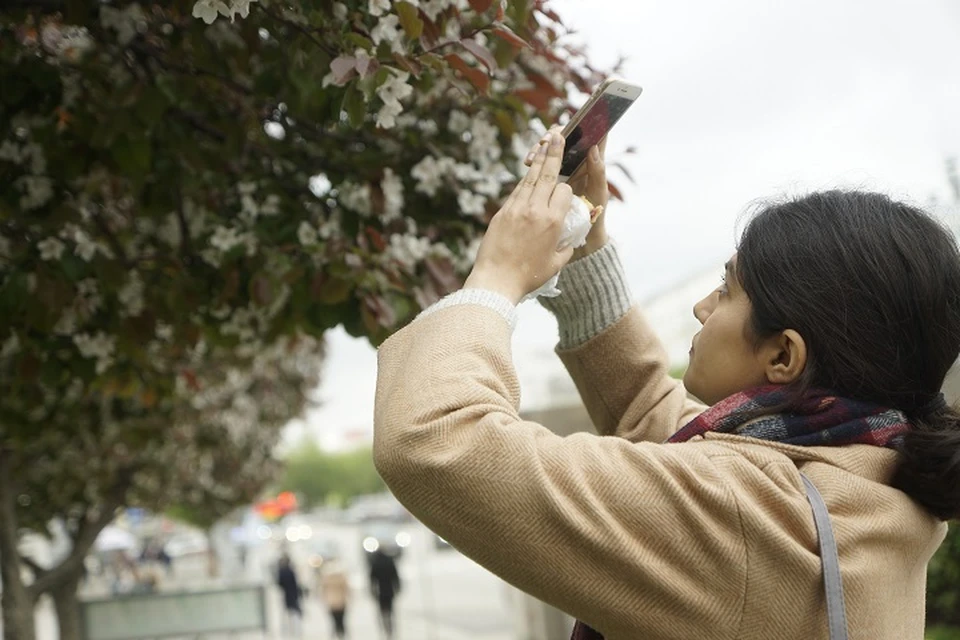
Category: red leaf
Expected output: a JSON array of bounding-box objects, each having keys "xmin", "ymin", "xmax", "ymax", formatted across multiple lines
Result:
[
  {"xmin": 182, "ymin": 369, "xmax": 201, "ymax": 391},
  {"xmin": 424, "ymin": 257, "xmax": 461, "ymax": 295},
  {"xmin": 490, "ymin": 24, "xmax": 531, "ymax": 49},
  {"xmin": 527, "ymin": 71, "xmax": 564, "ymax": 98},
  {"xmin": 512, "ymin": 89, "xmax": 553, "ymax": 111},
  {"xmin": 495, "ymin": 3, "xmax": 504, "ymax": 20},
  {"xmin": 468, "ymin": 0, "xmax": 494, "ymax": 12},
  {"xmin": 607, "ymin": 180, "xmax": 624, "ymax": 202},
  {"xmin": 356, "ymin": 55, "xmax": 379, "ymax": 77},
  {"xmin": 444, "ymin": 53, "xmax": 490, "ymax": 92},
  {"xmin": 366, "ymin": 226, "xmax": 387, "ymax": 252},
  {"xmin": 540, "ymin": 7, "xmax": 562, "ymax": 22},
  {"xmin": 419, "ymin": 15, "xmax": 443, "ymax": 49},
  {"xmin": 460, "ymin": 39, "xmax": 497, "ymax": 72},
  {"xmin": 392, "ymin": 53, "xmax": 422, "ymax": 77},
  {"xmin": 330, "ymin": 55, "xmax": 358, "ymax": 85}
]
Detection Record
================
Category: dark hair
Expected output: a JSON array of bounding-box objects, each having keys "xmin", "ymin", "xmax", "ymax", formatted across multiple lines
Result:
[{"xmin": 737, "ymin": 190, "xmax": 960, "ymax": 521}]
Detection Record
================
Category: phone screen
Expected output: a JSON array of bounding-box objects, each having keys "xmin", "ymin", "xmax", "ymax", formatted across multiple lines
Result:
[{"xmin": 561, "ymin": 92, "xmax": 635, "ymax": 176}]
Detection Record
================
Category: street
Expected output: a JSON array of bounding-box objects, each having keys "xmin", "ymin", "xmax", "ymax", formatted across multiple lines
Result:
[{"xmin": 27, "ymin": 518, "xmax": 516, "ymax": 640}]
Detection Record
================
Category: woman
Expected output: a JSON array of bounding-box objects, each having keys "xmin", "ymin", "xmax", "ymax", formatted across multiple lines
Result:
[
  {"xmin": 276, "ymin": 553, "xmax": 303, "ymax": 637},
  {"xmin": 319, "ymin": 558, "xmax": 350, "ymax": 639},
  {"xmin": 372, "ymin": 130, "xmax": 960, "ymax": 639}
]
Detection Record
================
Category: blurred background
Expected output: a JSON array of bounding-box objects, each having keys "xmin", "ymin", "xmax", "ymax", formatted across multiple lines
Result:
[{"xmin": 3, "ymin": 0, "xmax": 959, "ymax": 639}]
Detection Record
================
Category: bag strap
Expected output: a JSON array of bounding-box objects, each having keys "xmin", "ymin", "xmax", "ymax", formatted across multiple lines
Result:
[{"xmin": 800, "ymin": 473, "xmax": 849, "ymax": 640}]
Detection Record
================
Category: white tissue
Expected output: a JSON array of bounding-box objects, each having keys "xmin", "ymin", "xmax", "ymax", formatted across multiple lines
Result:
[{"xmin": 521, "ymin": 197, "xmax": 594, "ymax": 302}]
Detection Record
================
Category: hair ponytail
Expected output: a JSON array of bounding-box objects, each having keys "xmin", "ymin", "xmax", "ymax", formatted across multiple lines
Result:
[{"xmin": 891, "ymin": 406, "xmax": 960, "ymax": 521}]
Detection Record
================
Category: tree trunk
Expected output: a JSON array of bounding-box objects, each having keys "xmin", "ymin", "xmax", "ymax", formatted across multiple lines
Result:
[
  {"xmin": 0, "ymin": 451, "xmax": 37, "ymax": 640},
  {"xmin": 51, "ymin": 570, "xmax": 83, "ymax": 640}
]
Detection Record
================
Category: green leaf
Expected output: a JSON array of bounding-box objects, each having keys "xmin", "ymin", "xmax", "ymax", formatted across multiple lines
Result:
[
  {"xmin": 341, "ymin": 82, "xmax": 366, "ymax": 129},
  {"xmin": 346, "ymin": 33, "xmax": 375, "ymax": 50},
  {"xmin": 135, "ymin": 86, "xmax": 171, "ymax": 128},
  {"xmin": 396, "ymin": 2, "xmax": 424, "ymax": 40},
  {"xmin": 111, "ymin": 135, "xmax": 152, "ymax": 180}
]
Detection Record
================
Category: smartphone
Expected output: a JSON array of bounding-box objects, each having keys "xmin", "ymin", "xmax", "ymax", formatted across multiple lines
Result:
[{"xmin": 559, "ymin": 79, "xmax": 643, "ymax": 180}]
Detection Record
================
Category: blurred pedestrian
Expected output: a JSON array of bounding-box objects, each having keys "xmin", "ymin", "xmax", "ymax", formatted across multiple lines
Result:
[
  {"xmin": 319, "ymin": 558, "xmax": 349, "ymax": 639},
  {"xmin": 276, "ymin": 553, "xmax": 303, "ymax": 637},
  {"xmin": 368, "ymin": 547, "xmax": 401, "ymax": 639}
]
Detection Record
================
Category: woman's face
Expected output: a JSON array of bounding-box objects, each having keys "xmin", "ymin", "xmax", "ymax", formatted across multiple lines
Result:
[{"xmin": 683, "ymin": 254, "xmax": 773, "ymax": 405}]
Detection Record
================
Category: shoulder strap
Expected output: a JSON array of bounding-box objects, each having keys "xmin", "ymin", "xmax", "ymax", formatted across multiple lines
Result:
[{"xmin": 800, "ymin": 473, "xmax": 849, "ymax": 640}]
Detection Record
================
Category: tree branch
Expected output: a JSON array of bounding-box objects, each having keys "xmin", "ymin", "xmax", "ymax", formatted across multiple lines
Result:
[
  {"xmin": 19, "ymin": 554, "xmax": 47, "ymax": 578},
  {"xmin": 27, "ymin": 466, "xmax": 134, "ymax": 597},
  {"xmin": 257, "ymin": 5, "xmax": 338, "ymax": 56}
]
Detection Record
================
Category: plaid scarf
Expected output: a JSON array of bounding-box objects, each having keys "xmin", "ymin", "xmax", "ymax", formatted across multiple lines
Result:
[{"xmin": 570, "ymin": 385, "xmax": 910, "ymax": 640}]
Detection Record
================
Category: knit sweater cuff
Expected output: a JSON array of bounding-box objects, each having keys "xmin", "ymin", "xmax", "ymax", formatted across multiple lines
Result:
[
  {"xmin": 539, "ymin": 242, "xmax": 633, "ymax": 348},
  {"xmin": 416, "ymin": 288, "xmax": 518, "ymax": 332}
]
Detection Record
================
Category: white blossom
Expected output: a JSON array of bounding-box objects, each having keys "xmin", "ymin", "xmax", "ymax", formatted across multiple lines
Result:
[
  {"xmin": 72, "ymin": 228, "xmax": 99, "ymax": 262},
  {"xmin": 381, "ymin": 169, "xmax": 405, "ymax": 222},
  {"xmin": 318, "ymin": 215, "xmax": 341, "ymax": 240},
  {"xmin": 193, "ymin": 0, "xmax": 229, "ymax": 23},
  {"xmin": 386, "ymin": 233, "xmax": 432, "ymax": 270},
  {"xmin": 297, "ymin": 221, "xmax": 318, "ymax": 246},
  {"xmin": 456, "ymin": 236, "xmax": 483, "ymax": 272},
  {"xmin": 368, "ymin": 0, "xmax": 391, "ymax": 17},
  {"xmin": 118, "ymin": 271, "xmax": 145, "ymax": 317},
  {"xmin": 17, "ymin": 176, "xmax": 53, "ymax": 210},
  {"xmin": 155, "ymin": 322, "xmax": 174, "ymax": 342},
  {"xmin": 338, "ymin": 182, "xmax": 372, "ymax": 216},
  {"xmin": 76, "ymin": 278, "xmax": 103, "ymax": 317},
  {"xmin": 376, "ymin": 102, "xmax": 403, "ymax": 129},
  {"xmin": 56, "ymin": 26, "xmax": 94, "ymax": 60},
  {"xmin": 210, "ymin": 225, "xmax": 243, "ymax": 252},
  {"xmin": 420, "ymin": 0, "xmax": 449, "ymax": 21},
  {"xmin": 0, "ymin": 141, "xmax": 22, "ymax": 164},
  {"xmin": 261, "ymin": 194, "xmax": 280, "ymax": 216},
  {"xmin": 469, "ymin": 117, "xmax": 501, "ymax": 165},
  {"xmin": 371, "ymin": 14, "xmax": 403, "ymax": 53},
  {"xmin": 375, "ymin": 72, "xmax": 412, "ymax": 129},
  {"xmin": 458, "ymin": 190, "xmax": 487, "ymax": 217},
  {"xmin": 418, "ymin": 119, "xmax": 439, "ymax": 135},
  {"xmin": 73, "ymin": 332, "xmax": 116, "ymax": 374},
  {"xmin": 333, "ymin": 3, "xmax": 348, "ymax": 19},
  {"xmin": 38, "ymin": 237, "xmax": 65, "ymax": 261},
  {"xmin": 1, "ymin": 333, "xmax": 20, "ymax": 359},
  {"xmin": 100, "ymin": 4, "xmax": 147, "ymax": 45},
  {"xmin": 53, "ymin": 309, "xmax": 77, "ymax": 336},
  {"xmin": 448, "ymin": 110, "xmax": 471, "ymax": 134},
  {"xmin": 410, "ymin": 155, "xmax": 455, "ymax": 196},
  {"xmin": 192, "ymin": 0, "xmax": 256, "ymax": 24}
]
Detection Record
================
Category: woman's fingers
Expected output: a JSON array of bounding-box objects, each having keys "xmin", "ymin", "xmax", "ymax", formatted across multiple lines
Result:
[
  {"xmin": 532, "ymin": 132, "xmax": 565, "ymax": 203},
  {"xmin": 549, "ymin": 182, "xmax": 573, "ymax": 217},
  {"xmin": 518, "ymin": 136, "xmax": 549, "ymax": 195},
  {"xmin": 524, "ymin": 126, "xmax": 562, "ymax": 166}
]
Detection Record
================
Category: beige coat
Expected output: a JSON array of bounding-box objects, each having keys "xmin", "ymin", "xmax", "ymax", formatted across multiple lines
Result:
[
  {"xmin": 319, "ymin": 564, "xmax": 349, "ymax": 610},
  {"xmin": 373, "ymin": 305, "xmax": 947, "ymax": 640}
]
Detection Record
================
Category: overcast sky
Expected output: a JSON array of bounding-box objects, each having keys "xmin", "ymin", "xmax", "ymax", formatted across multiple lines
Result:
[{"xmin": 282, "ymin": 0, "xmax": 960, "ymax": 451}]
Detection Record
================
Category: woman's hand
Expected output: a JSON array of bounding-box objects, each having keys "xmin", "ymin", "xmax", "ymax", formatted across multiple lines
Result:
[
  {"xmin": 566, "ymin": 136, "xmax": 609, "ymax": 260},
  {"xmin": 524, "ymin": 128, "xmax": 610, "ymax": 261},
  {"xmin": 463, "ymin": 131, "xmax": 574, "ymax": 304}
]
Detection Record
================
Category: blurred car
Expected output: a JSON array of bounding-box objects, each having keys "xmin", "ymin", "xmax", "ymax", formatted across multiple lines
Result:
[
  {"xmin": 307, "ymin": 537, "xmax": 342, "ymax": 570},
  {"xmin": 361, "ymin": 521, "xmax": 411, "ymax": 564}
]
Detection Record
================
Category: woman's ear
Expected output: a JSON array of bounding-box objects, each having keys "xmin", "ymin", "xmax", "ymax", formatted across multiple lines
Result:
[{"xmin": 765, "ymin": 329, "xmax": 807, "ymax": 384}]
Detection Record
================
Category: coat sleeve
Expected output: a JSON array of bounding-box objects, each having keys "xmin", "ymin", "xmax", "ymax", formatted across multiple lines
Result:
[
  {"xmin": 556, "ymin": 306, "xmax": 707, "ymax": 443},
  {"xmin": 373, "ymin": 306, "xmax": 745, "ymax": 639}
]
